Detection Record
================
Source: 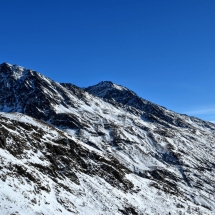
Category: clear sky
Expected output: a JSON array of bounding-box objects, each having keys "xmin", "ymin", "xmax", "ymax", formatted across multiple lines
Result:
[{"xmin": 1, "ymin": 0, "xmax": 215, "ymax": 122}]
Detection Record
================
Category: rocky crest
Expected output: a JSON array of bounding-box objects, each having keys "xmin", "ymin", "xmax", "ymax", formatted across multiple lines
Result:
[{"xmin": 0, "ymin": 63, "xmax": 215, "ymax": 215}]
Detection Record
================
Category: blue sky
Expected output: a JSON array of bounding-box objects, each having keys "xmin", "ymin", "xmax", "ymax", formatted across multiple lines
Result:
[{"xmin": 1, "ymin": 0, "xmax": 215, "ymax": 122}]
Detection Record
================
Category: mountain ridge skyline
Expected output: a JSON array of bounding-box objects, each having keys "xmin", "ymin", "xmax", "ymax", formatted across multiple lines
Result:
[
  {"xmin": 1, "ymin": 62, "xmax": 213, "ymax": 124},
  {"xmin": 0, "ymin": 61, "xmax": 215, "ymax": 214}
]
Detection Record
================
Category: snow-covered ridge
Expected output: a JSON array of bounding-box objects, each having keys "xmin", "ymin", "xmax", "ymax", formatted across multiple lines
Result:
[
  {"xmin": 0, "ymin": 111, "xmax": 213, "ymax": 215},
  {"xmin": 1, "ymin": 63, "xmax": 26, "ymax": 80},
  {"xmin": 0, "ymin": 63, "xmax": 215, "ymax": 214},
  {"xmin": 95, "ymin": 81, "xmax": 128, "ymax": 91},
  {"xmin": 85, "ymin": 81, "xmax": 135, "ymax": 97}
]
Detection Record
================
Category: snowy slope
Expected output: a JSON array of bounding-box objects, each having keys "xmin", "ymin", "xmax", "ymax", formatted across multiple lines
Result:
[{"xmin": 0, "ymin": 63, "xmax": 215, "ymax": 214}]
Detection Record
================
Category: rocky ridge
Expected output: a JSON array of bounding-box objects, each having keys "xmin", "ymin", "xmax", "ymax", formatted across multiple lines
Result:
[{"xmin": 0, "ymin": 62, "xmax": 215, "ymax": 215}]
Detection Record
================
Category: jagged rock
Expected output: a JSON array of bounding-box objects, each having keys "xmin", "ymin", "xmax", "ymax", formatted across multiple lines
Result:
[{"xmin": 0, "ymin": 63, "xmax": 215, "ymax": 214}]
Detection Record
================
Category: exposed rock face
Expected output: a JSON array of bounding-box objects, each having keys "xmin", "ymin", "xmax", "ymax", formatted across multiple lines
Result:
[
  {"xmin": 0, "ymin": 63, "xmax": 90, "ymax": 129},
  {"xmin": 86, "ymin": 81, "xmax": 215, "ymax": 129},
  {"xmin": 0, "ymin": 112, "xmax": 134, "ymax": 214},
  {"xmin": 0, "ymin": 63, "xmax": 215, "ymax": 214}
]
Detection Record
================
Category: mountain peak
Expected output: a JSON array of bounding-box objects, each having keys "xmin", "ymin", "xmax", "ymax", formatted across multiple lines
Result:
[
  {"xmin": 0, "ymin": 62, "xmax": 13, "ymax": 68},
  {"xmin": 0, "ymin": 62, "xmax": 24, "ymax": 68},
  {"xmin": 86, "ymin": 81, "xmax": 131, "ymax": 99},
  {"xmin": 0, "ymin": 63, "xmax": 215, "ymax": 214},
  {"xmin": 0, "ymin": 62, "xmax": 29, "ymax": 81},
  {"xmin": 96, "ymin": 81, "xmax": 127, "ymax": 91},
  {"xmin": 0, "ymin": 62, "xmax": 26, "ymax": 71}
]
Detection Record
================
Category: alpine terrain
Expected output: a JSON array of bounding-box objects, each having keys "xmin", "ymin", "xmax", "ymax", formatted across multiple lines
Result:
[{"xmin": 0, "ymin": 62, "xmax": 215, "ymax": 215}]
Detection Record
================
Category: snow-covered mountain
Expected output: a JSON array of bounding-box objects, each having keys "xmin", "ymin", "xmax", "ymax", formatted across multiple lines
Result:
[{"xmin": 0, "ymin": 62, "xmax": 215, "ymax": 215}]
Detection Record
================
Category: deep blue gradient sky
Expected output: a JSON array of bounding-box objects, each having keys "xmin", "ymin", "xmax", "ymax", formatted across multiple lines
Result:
[{"xmin": 1, "ymin": 0, "xmax": 215, "ymax": 122}]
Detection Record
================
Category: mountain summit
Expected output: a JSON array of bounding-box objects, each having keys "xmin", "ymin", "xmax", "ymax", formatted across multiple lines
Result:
[
  {"xmin": 86, "ymin": 81, "xmax": 132, "ymax": 96},
  {"xmin": 0, "ymin": 63, "xmax": 215, "ymax": 214}
]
